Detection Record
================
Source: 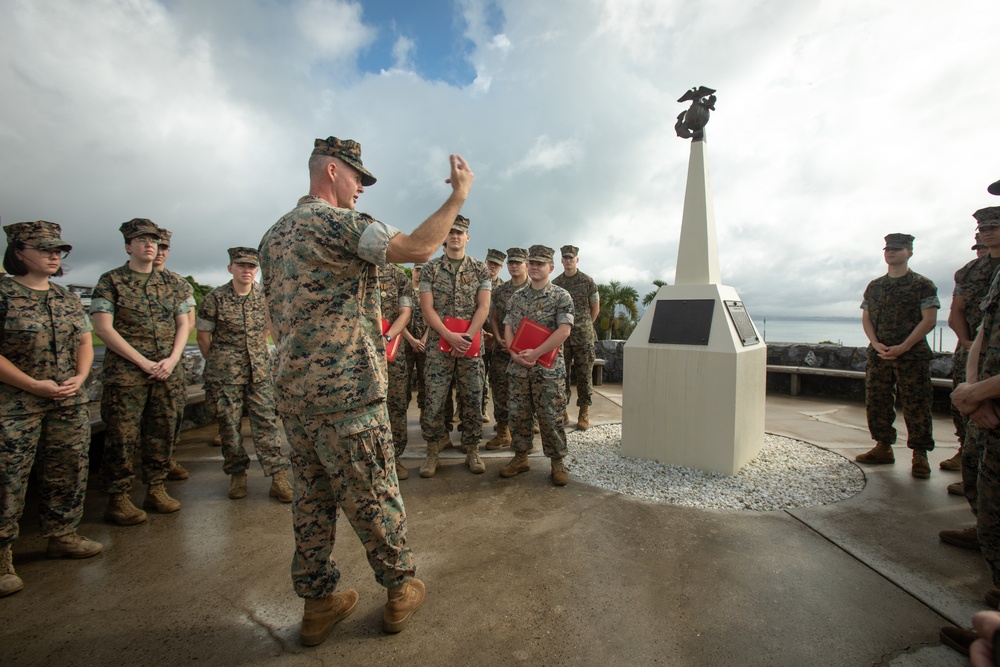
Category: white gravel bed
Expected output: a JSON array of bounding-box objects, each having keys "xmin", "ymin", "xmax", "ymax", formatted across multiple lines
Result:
[{"xmin": 566, "ymin": 424, "xmax": 864, "ymax": 511}]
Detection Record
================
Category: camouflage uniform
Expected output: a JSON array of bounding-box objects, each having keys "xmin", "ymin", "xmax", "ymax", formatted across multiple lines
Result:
[
  {"xmin": 481, "ymin": 275, "xmax": 504, "ymax": 415},
  {"xmin": 490, "ymin": 276, "xmax": 528, "ymax": 431},
  {"xmin": 259, "ymin": 184, "xmax": 415, "ymax": 596},
  {"xmin": 969, "ymin": 269, "xmax": 1000, "ymax": 586},
  {"xmin": 1, "ymin": 274, "xmax": 91, "ymax": 547},
  {"xmin": 91, "ymin": 262, "xmax": 192, "ymax": 492},
  {"xmin": 861, "ymin": 269, "xmax": 939, "ymax": 450},
  {"xmin": 419, "ymin": 253, "xmax": 492, "ymax": 448},
  {"xmin": 197, "ymin": 281, "xmax": 289, "ymax": 476},
  {"xmin": 504, "ymin": 281, "xmax": 574, "ymax": 458},
  {"xmin": 379, "ymin": 264, "xmax": 413, "ymax": 456},
  {"xmin": 404, "ymin": 280, "xmax": 427, "ymax": 413},
  {"xmin": 952, "ymin": 255, "xmax": 998, "ymax": 510},
  {"xmin": 552, "ymin": 269, "xmax": 598, "ymax": 407}
]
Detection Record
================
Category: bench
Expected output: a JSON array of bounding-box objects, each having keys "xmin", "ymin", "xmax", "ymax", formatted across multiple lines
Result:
[
  {"xmin": 767, "ymin": 365, "xmax": 952, "ymax": 396},
  {"xmin": 87, "ymin": 384, "xmax": 207, "ymax": 434},
  {"xmin": 592, "ymin": 358, "xmax": 606, "ymax": 386}
]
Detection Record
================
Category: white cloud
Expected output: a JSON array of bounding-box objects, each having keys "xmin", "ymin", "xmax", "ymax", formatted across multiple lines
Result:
[{"xmin": 1, "ymin": 0, "xmax": 998, "ymax": 328}]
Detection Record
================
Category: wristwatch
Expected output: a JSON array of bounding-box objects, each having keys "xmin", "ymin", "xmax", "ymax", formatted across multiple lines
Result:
[{"xmin": 384, "ymin": 334, "xmax": 392, "ymax": 342}]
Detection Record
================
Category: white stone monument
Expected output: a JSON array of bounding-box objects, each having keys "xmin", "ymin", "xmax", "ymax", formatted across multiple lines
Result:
[{"xmin": 621, "ymin": 87, "xmax": 767, "ymax": 476}]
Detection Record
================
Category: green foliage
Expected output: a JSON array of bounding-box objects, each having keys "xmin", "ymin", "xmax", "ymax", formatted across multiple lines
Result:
[
  {"xmin": 642, "ymin": 279, "xmax": 669, "ymax": 307},
  {"xmin": 597, "ymin": 280, "xmax": 639, "ymax": 340},
  {"xmin": 184, "ymin": 275, "xmax": 213, "ymax": 307}
]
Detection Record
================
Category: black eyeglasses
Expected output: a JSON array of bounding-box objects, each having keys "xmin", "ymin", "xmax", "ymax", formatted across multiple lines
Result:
[{"xmin": 24, "ymin": 245, "xmax": 70, "ymax": 259}]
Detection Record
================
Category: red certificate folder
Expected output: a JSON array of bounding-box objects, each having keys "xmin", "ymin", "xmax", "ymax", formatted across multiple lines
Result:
[
  {"xmin": 509, "ymin": 317, "xmax": 558, "ymax": 369},
  {"xmin": 382, "ymin": 318, "xmax": 402, "ymax": 362},
  {"xmin": 437, "ymin": 316, "xmax": 482, "ymax": 357}
]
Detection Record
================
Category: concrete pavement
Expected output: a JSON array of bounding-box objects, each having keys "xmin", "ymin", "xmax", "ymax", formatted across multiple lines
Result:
[{"xmin": 2, "ymin": 386, "xmax": 989, "ymax": 666}]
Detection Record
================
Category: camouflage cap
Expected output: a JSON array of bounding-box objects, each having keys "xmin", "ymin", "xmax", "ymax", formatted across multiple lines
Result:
[
  {"xmin": 973, "ymin": 232, "xmax": 985, "ymax": 251},
  {"xmin": 413, "ymin": 263, "xmax": 423, "ymax": 270},
  {"xmin": 560, "ymin": 244, "xmax": 579, "ymax": 258},
  {"xmin": 4, "ymin": 220, "xmax": 72, "ymax": 251},
  {"xmin": 989, "ymin": 179, "xmax": 1000, "ymax": 196},
  {"xmin": 312, "ymin": 136, "xmax": 376, "ymax": 186},
  {"xmin": 157, "ymin": 227, "xmax": 173, "ymax": 247},
  {"xmin": 451, "ymin": 215, "xmax": 470, "ymax": 232},
  {"xmin": 974, "ymin": 207, "xmax": 1000, "ymax": 229},
  {"xmin": 527, "ymin": 244, "xmax": 555, "ymax": 262},
  {"xmin": 883, "ymin": 233, "xmax": 914, "ymax": 250},
  {"xmin": 228, "ymin": 246, "xmax": 259, "ymax": 266},
  {"xmin": 485, "ymin": 248, "xmax": 507, "ymax": 265},
  {"xmin": 506, "ymin": 247, "xmax": 528, "ymax": 262},
  {"xmin": 120, "ymin": 218, "xmax": 161, "ymax": 241}
]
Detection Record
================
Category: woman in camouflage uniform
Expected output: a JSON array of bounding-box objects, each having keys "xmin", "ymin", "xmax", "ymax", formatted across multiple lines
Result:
[{"xmin": 0, "ymin": 221, "xmax": 103, "ymax": 598}]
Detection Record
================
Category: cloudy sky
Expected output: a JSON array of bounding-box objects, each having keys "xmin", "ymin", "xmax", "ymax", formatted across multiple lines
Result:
[{"xmin": 2, "ymin": 0, "xmax": 998, "ymax": 319}]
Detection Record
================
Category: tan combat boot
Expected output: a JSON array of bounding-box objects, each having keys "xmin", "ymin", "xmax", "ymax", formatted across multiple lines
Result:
[
  {"xmin": 855, "ymin": 443, "xmax": 894, "ymax": 464},
  {"xmin": 269, "ymin": 470, "xmax": 293, "ymax": 503},
  {"xmin": 499, "ymin": 451, "xmax": 530, "ymax": 478},
  {"xmin": 577, "ymin": 405, "xmax": 590, "ymax": 431},
  {"xmin": 300, "ymin": 589, "xmax": 359, "ymax": 646},
  {"xmin": 229, "ymin": 472, "xmax": 248, "ymax": 499},
  {"xmin": 395, "ymin": 460, "xmax": 409, "ymax": 480},
  {"xmin": 939, "ymin": 526, "xmax": 979, "ymax": 550},
  {"xmin": 948, "ymin": 481, "xmax": 964, "ymax": 495},
  {"xmin": 143, "ymin": 483, "xmax": 181, "ymax": 513},
  {"xmin": 551, "ymin": 458, "xmax": 569, "ymax": 486},
  {"xmin": 0, "ymin": 545, "xmax": 24, "ymax": 598},
  {"xmin": 485, "ymin": 425, "xmax": 512, "ymax": 450},
  {"xmin": 940, "ymin": 446, "xmax": 962, "ymax": 471},
  {"xmin": 912, "ymin": 449, "xmax": 931, "ymax": 479},
  {"xmin": 46, "ymin": 533, "xmax": 104, "ymax": 559},
  {"xmin": 104, "ymin": 492, "xmax": 148, "ymax": 526},
  {"xmin": 419, "ymin": 439, "xmax": 441, "ymax": 478},
  {"xmin": 211, "ymin": 434, "xmax": 222, "ymax": 446},
  {"xmin": 383, "ymin": 578, "xmax": 425, "ymax": 633},
  {"xmin": 167, "ymin": 459, "xmax": 189, "ymax": 480},
  {"xmin": 465, "ymin": 445, "xmax": 486, "ymax": 474}
]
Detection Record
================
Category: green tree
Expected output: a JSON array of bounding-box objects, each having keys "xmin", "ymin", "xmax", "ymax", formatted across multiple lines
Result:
[
  {"xmin": 184, "ymin": 275, "xmax": 213, "ymax": 307},
  {"xmin": 642, "ymin": 279, "xmax": 669, "ymax": 307},
  {"xmin": 597, "ymin": 281, "xmax": 639, "ymax": 340}
]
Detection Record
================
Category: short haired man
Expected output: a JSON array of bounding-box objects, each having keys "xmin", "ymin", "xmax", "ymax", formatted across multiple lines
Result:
[
  {"xmin": 481, "ymin": 248, "xmax": 506, "ymax": 424},
  {"xmin": 259, "ymin": 136, "xmax": 473, "ymax": 644},
  {"xmin": 499, "ymin": 245, "xmax": 574, "ymax": 485},
  {"xmin": 380, "ymin": 263, "xmax": 413, "ymax": 479},
  {"xmin": 856, "ymin": 233, "xmax": 939, "ymax": 478},
  {"xmin": 401, "ymin": 264, "xmax": 428, "ymax": 421},
  {"xmin": 196, "ymin": 247, "xmax": 292, "ymax": 502},
  {"xmin": 485, "ymin": 247, "xmax": 528, "ymax": 450},
  {"xmin": 939, "ymin": 215, "xmax": 1000, "ymax": 551},
  {"xmin": 153, "ymin": 228, "xmax": 196, "ymax": 482},
  {"xmin": 552, "ymin": 245, "xmax": 599, "ymax": 430},
  {"xmin": 417, "ymin": 215, "xmax": 492, "ymax": 477},
  {"xmin": 91, "ymin": 219, "xmax": 192, "ymax": 524}
]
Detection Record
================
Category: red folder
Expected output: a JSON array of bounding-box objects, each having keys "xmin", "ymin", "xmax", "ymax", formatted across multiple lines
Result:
[
  {"xmin": 382, "ymin": 318, "xmax": 402, "ymax": 362},
  {"xmin": 509, "ymin": 317, "xmax": 558, "ymax": 369},
  {"xmin": 437, "ymin": 316, "xmax": 481, "ymax": 357}
]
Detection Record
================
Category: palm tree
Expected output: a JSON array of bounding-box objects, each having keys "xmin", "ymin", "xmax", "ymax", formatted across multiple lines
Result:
[
  {"xmin": 597, "ymin": 281, "xmax": 639, "ymax": 340},
  {"xmin": 642, "ymin": 279, "xmax": 669, "ymax": 307}
]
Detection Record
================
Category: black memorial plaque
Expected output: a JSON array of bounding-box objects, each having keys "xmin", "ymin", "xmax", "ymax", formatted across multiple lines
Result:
[
  {"xmin": 649, "ymin": 299, "xmax": 714, "ymax": 345},
  {"xmin": 724, "ymin": 300, "xmax": 759, "ymax": 346}
]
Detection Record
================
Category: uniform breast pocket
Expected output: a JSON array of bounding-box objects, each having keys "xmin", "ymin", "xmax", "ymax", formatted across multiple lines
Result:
[
  {"xmin": 113, "ymin": 295, "xmax": 149, "ymax": 335},
  {"xmin": 1, "ymin": 317, "xmax": 43, "ymax": 364}
]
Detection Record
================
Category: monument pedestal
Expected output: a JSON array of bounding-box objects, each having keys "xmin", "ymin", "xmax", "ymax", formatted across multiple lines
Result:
[{"xmin": 622, "ymin": 283, "xmax": 765, "ymax": 476}]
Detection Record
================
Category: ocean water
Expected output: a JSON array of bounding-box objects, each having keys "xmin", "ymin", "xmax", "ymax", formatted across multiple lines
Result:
[{"xmin": 757, "ymin": 317, "xmax": 957, "ymax": 353}]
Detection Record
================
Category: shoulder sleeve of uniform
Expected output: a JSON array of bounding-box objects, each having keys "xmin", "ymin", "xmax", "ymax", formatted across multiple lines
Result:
[
  {"xmin": 357, "ymin": 214, "xmax": 402, "ymax": 267},
  {"xmin": 477, "ymin": 261, "xmax": 492, "ymax": 291},
  {"xmin": 556, "ymin": 286, "xmax": 575, "ymax": 326},
  {"xmin": 418, "ymin": 258, "xmax": 438, "ymax": 293},
  {"xmin": 196, "ymin": 290, "xmax": 219, "ymax": 331},
  {"xmin": 91, "ymin": 272, "xmax": 116, "ymax": 303}
]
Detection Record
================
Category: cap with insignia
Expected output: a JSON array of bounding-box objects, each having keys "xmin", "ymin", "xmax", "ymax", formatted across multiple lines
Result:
[
  {"xmin": 883, "ymin": 233, "xmax": 914, "ymax": 250},
  {"xmin": 974, "ymin": 207, "xmax": 1000, "ymax": 229},
  {"xmin": 120, "ymin": 218, "xmax": 161, "ymax": 241},
  {"xmin": 451, "ymin": 215, "xmax": 470, "ymax": 233},
  {"xmin": 312, "ymin": 136, "xmax": 376, "ymax": 186},
  {"xmin": 506, "ymin": 247, "xmax": 528, "ymax": 262},
  {"xmin": 560, "ymin": 244, "xmax": 579, "ymax": 258},
  {"xmin": 4, "ymin": 220, "xmax": 72, "ymax": 251},
  {"xmin": 227, "ymin": 247, "xmax": 259, "ymax": 266},
  {"xmin": 157, "ymin": 227, "xmax": 173, "ymax": 247},
  {"xmin": 485, "ymin": 248, "xmax": 507, "ymax": 265},
  {"xmin": 527, "ymin": 244, "xmax": 555, "ymax": 262}
]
